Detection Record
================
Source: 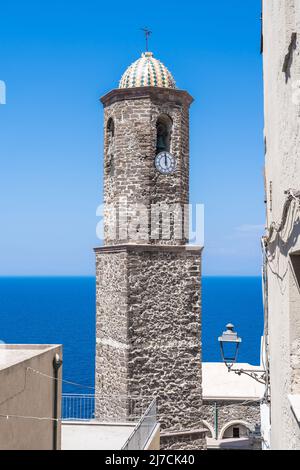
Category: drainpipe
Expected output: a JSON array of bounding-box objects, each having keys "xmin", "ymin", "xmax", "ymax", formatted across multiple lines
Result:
[
  {"xmin": 53, "ymin": 353, "xmax": 63, "ymax": 451},
  {"xmin": 214, "ymin": 402, "xmax": 219, "ymax": 440}
]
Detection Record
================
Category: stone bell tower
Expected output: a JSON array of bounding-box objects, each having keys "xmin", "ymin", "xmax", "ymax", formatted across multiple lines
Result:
[{"xmin": 95, "ymin": 51, "xmax": 205, "ymax": 449}]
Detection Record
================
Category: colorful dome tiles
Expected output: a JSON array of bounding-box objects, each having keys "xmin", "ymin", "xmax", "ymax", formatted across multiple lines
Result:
[{"xmin": 119, "ymin": 52, "xmax": 176, "ymax": 89}]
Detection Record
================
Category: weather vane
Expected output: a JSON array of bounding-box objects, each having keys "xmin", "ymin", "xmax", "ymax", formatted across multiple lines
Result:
[{"xmin": 141, "ymin": 27, "xmax": 152, "ymax": 52}]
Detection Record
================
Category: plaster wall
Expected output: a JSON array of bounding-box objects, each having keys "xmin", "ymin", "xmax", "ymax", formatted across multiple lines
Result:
[
  {"xmin": 263, "ymin": 0, "xmax": 300, "ymax": 449},
  {"xmin": 0, "ymin": 345, "xmax": 62, "ymax": 450},
  {"xmin": 95, "ymin": 244, "xmax": 204, "ymax": 447}
]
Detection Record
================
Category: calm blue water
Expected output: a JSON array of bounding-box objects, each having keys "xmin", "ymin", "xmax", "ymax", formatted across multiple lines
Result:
[{"xmin": 0, "ymin": 276, "xmax": 263, "ymax": 393}]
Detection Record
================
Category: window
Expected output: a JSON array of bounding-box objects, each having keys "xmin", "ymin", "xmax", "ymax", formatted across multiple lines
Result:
[
  {"xmin": 106, "ymin": 118, "xmax": 115, "ymax": 177},
  {"xmin": 222, "ymin": 423, "xmax": 249, "ymax": 439},
  {"xmin": 106, "ymin": 118, "xmax": 115, "ymax": 151},
  {"xmin": 156, "ymin": 114, "xmax": 172, "ymax": 155}
]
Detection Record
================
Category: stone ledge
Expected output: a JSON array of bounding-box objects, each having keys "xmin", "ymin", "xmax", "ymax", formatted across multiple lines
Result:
[
  {"xmin": 94, "ymin": 244, "xmax": 203, "ymax": 255},
  {"xmin": 160, "ymin": 428, "xmax": 208, "ymax": 438},
  {"xmin": 203, "ymin": 397, "xmax": 261, "ymax": 402},
  {"xmin": 101, "ymin": 87, "xmax": 194, "ymax": 108}
]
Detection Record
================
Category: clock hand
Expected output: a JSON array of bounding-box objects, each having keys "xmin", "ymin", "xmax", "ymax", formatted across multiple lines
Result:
[{"xmin": 165, "ymin": 154, "xmax": 168, "ymax": 168}]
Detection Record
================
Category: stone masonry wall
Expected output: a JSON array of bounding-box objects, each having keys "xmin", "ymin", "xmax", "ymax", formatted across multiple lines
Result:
[
  {"xmin": 160, "ymin": 431, "xmax": 207, "ymax": 451},
  {"xmin": 95, "ymin": 250, "xmax": 129, "ymax": 420},
  {"xmin": 127, "ymin": 246, "xmax": 202, "ymax": 434},
  {"xmin": 101, "ymin": 88, "xmax": 192, "ymax": 246},
  {"xmin": 96, "ymin": 86, "xmax": 203, "ymax": 449},
  {"xmin": 95, "ymin": 244, "xmax": 203, "ymax": 448},
  {"xmin": 201, "ymin": 400, "xmax": 261, "ymax": 440}
]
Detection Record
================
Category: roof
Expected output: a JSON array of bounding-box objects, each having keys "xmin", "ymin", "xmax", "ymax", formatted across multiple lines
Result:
[
  {"xmin": 62, "ymin": 422, "xmax": 136, "ymax": 450},
  {"xmin": 202, "ymin": 362, "xmax": 264, "ymax": 400},
  {"xmin": 119, "ymin": 52, "xmax": 176, "ymax": 89},
  {"xmin": 0, "ymin": 344, "xmax": 60, "ymax": 371}
]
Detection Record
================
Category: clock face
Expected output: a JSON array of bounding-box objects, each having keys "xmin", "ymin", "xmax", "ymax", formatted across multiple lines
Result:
[{"xmin": 155, "ymin": 152, "xmax": 177, "ymax": 175}]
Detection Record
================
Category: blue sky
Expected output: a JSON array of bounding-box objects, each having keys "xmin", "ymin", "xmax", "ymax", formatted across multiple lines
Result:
[{"xmin": 0, "ymin": 0, "xmax": 264, "ymax": 276}]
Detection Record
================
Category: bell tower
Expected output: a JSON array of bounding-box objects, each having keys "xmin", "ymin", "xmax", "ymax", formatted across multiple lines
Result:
[{"xmin": 95, "ymin": 50, "xmax": 205, "ymax": 449}]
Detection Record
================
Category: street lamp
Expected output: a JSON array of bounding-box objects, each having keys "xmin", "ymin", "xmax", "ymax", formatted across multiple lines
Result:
[
  {"xmin": 218, "ymin": 323, "xmax": 242, "ymax": 370},
  {"xmin": 218, "ymin": 323, "xmax": 268, "ymax": 385}
]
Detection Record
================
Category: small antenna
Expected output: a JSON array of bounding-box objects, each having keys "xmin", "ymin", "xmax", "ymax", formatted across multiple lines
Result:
[{"xmin": 141, "ymin": 27, "xmax": 152, "ymax": 52}]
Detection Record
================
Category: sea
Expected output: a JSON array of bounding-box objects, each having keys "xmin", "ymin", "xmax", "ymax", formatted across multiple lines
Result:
[{"xmin": 0, "ymin": 276, "xmax": 263, "ymax": 394}]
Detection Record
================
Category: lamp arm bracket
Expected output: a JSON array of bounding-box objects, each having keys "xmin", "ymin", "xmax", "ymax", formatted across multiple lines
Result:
[{"xmin": 229, "ymin": 367, "xmax": 267, "ymax": 385}]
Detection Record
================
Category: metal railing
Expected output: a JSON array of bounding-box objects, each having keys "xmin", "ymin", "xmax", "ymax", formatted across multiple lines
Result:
[
  {"xmin": 62, "ymin": 394, "xmax": 95, "ymax": 421},
  {"xmin": 61, "ymin": 393, "xmax": 158, "ymax": 449},
  {"xmin": 122, "ymin": 398, "xmax": 157, "ymax": 450}
]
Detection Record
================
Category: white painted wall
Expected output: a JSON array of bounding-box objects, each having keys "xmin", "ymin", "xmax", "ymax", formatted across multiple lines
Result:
[
  {"xmin": 263, "ymin": 0, "xmax": 300, "ymax": 450},
  {"xmin": 260, "ymin": 403, "xmax": 271, "ymax": 450},
  {"xmin": 0, "ymin": 345, "xmax": 62, "ymax": 450}
]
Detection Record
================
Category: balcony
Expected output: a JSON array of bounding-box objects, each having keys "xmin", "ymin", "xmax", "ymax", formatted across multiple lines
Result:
[{"xmin": 61, "ymin": 394, "xmax": 159, "ymax": 450}]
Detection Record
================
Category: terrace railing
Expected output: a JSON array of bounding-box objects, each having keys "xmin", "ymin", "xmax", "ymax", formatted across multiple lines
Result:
[
  {"xmin": 122, "ymin": 398, "xmax": 157, "ymax": 450},
  {"xmin": 62, "ymin": 393, "xmax": 158, "ymax": 450},
  {"xmin": 62, "ymin": 394, "xmax": 95, "ymax": 421}
]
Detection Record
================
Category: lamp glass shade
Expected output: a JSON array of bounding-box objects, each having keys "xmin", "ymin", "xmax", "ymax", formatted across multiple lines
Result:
[{"xmin": 218, "ymin": 323, "xmax": 242, "ymax": 365}]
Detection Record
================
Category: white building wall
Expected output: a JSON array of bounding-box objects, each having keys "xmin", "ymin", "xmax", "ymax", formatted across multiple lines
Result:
[
  {"xmin": 260, "ymin": 403, "xmax": 271, "ymax": 450},
  {"xmin": 0, "ymin": 345, "xmax": 62, "ymax": 450},
  {"xmin": 263, "ymin": 0, "xmax": 300, "ymax": 450}
]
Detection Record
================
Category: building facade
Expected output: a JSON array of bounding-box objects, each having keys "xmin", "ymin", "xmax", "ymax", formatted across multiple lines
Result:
[
  {"xmin": 262, "ymin": 0, "xmax": 300, "ymax": 449},
  {"xmin": 0, "ymin": 344, "xmax": 62, "ymax": 450},
  {"xmin": 95, "ymin": 52, "xmax": 206, "ymax": 449},
  {"xmin": 201, "ymin": 363, "xmax": 263, "ymax": 450}
]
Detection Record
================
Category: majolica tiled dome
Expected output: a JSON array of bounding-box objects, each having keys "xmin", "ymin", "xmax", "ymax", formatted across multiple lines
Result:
[{"xmin": 119, "ymin": 52, "xmax": 176, "ymax": 89}]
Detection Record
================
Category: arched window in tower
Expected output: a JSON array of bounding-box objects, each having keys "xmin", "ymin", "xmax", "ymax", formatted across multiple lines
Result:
[
  {"xmin": 106, "ymin": 117, "xmax": 115, "ymax": 152},
  {"xmin": 106, "ymin": 118, "xmax": 115, "ymax": 177},
  {"xmin": 156, "ymin": 114, "xmax": 172, "ymax": 155}
]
